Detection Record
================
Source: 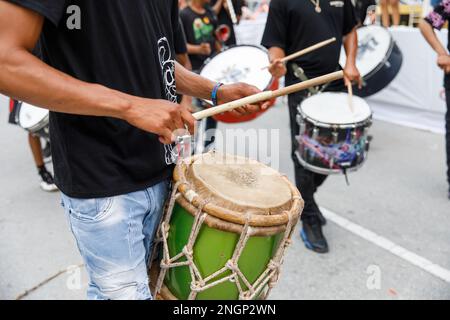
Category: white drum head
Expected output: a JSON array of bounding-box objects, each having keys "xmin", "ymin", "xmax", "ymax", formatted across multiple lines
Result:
[
  {"xmin": 340, "ymin": 25, "xmax": 392, "ymax": 77},
  {"xmin": 301, "ymin": 93, "xmax": 371, "ymax": 125},
  {"xmin": 200, "ymin": 45, "xmax": 272, "ymax": 90},
  {"xmin": 19, "ymin": 102, "xmax": 49, "ymax": 129}
]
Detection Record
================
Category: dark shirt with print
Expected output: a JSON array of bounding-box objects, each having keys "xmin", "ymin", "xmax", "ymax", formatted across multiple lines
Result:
[
  {"xmin": 180, "ymin": 6, "xmax": 218, "ymax": 71},
  {"xmin": 425, "ymin": 0, "xmax": 450, "ymax": 88},
  {"xmin": 7, "ymin": 0, "xmax": 180, "ymax": 198}
]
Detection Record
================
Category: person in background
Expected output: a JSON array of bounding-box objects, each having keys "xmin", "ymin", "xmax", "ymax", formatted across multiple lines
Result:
[
  {"xmin": 211, "ymin": 0, "xmax": 246, "ymax": 46},
  {"xmin": 380, "ymin": 0, "xmax": 400, "ymax": 27},
  {"xmin": 180, "ymin": 0, "xmax": 219, "ymax": 148},
  {"xmin": 262, "ymin": 0, "xmax": 361, "ymax": 254},
  {"xmin": 419, "ymin": 3, "xmax": 450, "ymax": 200},
  {"xmin": 8, "ymin": 100, "xmax": 57, "ymax": 192}
]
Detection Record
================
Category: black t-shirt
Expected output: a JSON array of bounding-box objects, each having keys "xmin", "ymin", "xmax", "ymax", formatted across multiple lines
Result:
[
  {"xmin": 261, "ymin": 0, "xmax": 357, "ymax": 87},
  {"xmin": 174, "ymin": 17, "xmax": 188, "ymax": 55},
  {"xmin": 8, "ymin": 0, "xmax": 180, "ymax": 198},
  {"xmin": 210, "ymin": 0, "xmax": 244, "ymax": 46},
  {"xmin": 180, "ymin": 6, "xmax": 218, "ymax": 71}
]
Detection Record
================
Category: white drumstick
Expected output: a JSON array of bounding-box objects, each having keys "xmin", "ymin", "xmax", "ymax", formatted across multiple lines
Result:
[
  {"xmin": 262, "ymin": 37, "xmax": 336, "ymax": 70},
  {"xmin": 347, "ymin": 82, "xmax": 355, "ymax": 113},
  {"xmin": 193, "ymin": 71, "xmax": 344, "ymax": 121},
  {"xmin": 226, "ymin": 0, "xmax": 238, "ymax": 25}
]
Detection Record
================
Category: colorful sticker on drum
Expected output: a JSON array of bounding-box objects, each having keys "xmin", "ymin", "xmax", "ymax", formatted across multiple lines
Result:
[{"xmin": 300, "ymin": 129, "xmax": 367, "ymax": 170}]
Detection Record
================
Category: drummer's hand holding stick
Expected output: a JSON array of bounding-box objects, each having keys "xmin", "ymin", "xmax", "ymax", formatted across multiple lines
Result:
[{"xmin": 343, "ymin": 27, "xmax": 362, "ymax": 89}]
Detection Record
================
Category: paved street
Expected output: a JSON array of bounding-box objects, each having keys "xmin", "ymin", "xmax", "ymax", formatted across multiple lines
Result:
[{"xmin": 1, "ymin": 94, "xmax": 449, "ymax": 300}]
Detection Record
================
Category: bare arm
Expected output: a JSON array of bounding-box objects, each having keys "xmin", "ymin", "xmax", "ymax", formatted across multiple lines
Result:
[
  {"xmin": 419, "ymin": 19, "xmax": 447, "ymax": 56},
  {"xmin": 212, "ymin": 0, "xmax": 225, "ymax": 15},
  {"xmin": 343, "ymin": 27, "xmax": 362, "ymax": 87},
  {"xmin": 343, "ymin": 27, "xmax": 358, "ymax": 67},
  {"xmin": 0, "ymin": 1, "xmax": 195, "ymax": 144}
]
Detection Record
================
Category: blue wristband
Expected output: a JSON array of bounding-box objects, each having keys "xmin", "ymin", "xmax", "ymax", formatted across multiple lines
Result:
[{"xmin": 211, "ymin": 82, "xmax": 224, "ymax": 107}]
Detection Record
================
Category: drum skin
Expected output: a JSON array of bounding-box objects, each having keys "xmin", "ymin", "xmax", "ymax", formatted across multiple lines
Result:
[
  {"xmin": 164, "ymin": 203, "xmax": 282, "ymax": 300},
  {"xmin": 353, "ymin": 42, "xmax": 403, "ymax": 97},
  {"xmin": 212, "ymin": 78, "xmax": 279, "ymax": 123}
]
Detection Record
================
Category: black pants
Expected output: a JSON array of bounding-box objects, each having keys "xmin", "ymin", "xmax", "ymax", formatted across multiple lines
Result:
[
  {"xmin": 288, "ymin": 94, "xmax": 328, "ymax": 220},
  {"xmin": 445, "ymin": 89, "xmax": 450, "ymax": 191}
]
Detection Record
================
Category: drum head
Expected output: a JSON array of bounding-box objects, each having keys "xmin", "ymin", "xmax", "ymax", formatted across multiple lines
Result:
[
  {"xmin": 18, "ymin": 102, "xmax": 49, "ymax": 130},
  {"xmin": 301, "ymin": 93, "xmax": 371, "ymax": 125},
  {"xmin": 190, "ymin": 152, "xmax": 292, "ymax": 211},
  {"xmin": 340, "ymin": 25, "xmax": 392, "ymax": 77},
  {"xmin": 200, "ymin": 45, "xmax": 272, "ymax": 91}
]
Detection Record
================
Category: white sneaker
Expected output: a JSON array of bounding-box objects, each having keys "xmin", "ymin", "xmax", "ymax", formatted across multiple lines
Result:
[{"xmin": 39, "ymin": 170, "xmax": 58, "ymax": 192}]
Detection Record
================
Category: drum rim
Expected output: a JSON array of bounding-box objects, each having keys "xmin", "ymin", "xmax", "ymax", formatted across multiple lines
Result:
[
  {"xmin": 297, "ymin": 105, "xmax": 373, "ymax": 129},
  {"xmin": 199, "ymin": 44, "xmax": 274, "ymax": 94},
  {"xmin": 295, "ymin": 150, "xmax": 369, "ymax": 175},
  {"xmin": 199, "ymin": 43, "xmax": 271, "ymax": 74},
  {"xmin": 18, "ymin": 102, "xmax": 50, "ymax": 133},
  {"xmin": 173, "ymin": 152, "xmax": 303, "ymax": 229},
  {"xmin": 341, "ymin": 25, "xmax": 395, "ymax": 80}
]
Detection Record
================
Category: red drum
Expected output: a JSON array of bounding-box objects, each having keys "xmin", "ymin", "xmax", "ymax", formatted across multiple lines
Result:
[{"xmin": 199, "ymin": 45, "xmax": 279, "ymax": 123}]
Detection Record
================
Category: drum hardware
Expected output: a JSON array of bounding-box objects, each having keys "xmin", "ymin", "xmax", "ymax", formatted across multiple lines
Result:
[
  {"xmin": 332, "ymin": 131, "xmax": 339, "ymax": 144},
  {"xmin": 292, "ymin": 63, "xmax": 319, "ymax": 95},
  {"xmin": 351, "ymin": 129, "xmax": 358, "ymax": 144},
  {"xmin": 299, "ymin": 122, "xmax": 306, "ymax": 135},
  {"xmin": 312, "ymin": 127, "xmax": 319, "ymax": 141}
]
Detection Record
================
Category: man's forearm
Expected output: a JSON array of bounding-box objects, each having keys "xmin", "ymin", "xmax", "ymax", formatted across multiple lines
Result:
[
  {"xmin": 268, "ymin": 47, "xmax": 286, "ymax": 62},
  {"xmin": 419, "ymin": 20, "xmax": 447, "ymax": 56},
  {"xmin": 175, "ymin": 61, "xmax": 215, "ymax": 100},
  {"xmin": 0, "ymin": 47, "xmax": 134, "ymax": 119},
  {"xmin": 344, "ymin": 28, "xmax": 358, "ymax": 65}
]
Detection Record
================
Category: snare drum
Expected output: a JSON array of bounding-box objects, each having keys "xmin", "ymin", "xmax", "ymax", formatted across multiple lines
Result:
[
  {"xmin": 340, "ymin": 25, "xmax": 403, "ymax": 97},
  {"xmin": 18, "ymin": 101, "xmax": 50, "ymax": 139},
  {"xmin": 199, "ymin": 45, "xmax": 279, "ymax": 123},
  {"xmin": 296, "ymin": 93, "xmax": 372, "ymax": 175},
  {"xmin": 152, "ymin": 152, "xmax": 303, "ymax": 300}
]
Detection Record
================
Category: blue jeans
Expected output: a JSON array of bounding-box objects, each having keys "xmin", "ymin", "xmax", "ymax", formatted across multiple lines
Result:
[{"xmin": 61, "ymin": 180, "xmax": 170, "ymax": 300}]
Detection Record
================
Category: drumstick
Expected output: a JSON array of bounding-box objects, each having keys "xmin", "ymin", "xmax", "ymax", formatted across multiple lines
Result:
[
  {"xmin": 262, "ymin": 37, "xmax": 336, "ymax": 70},
  {"xmin": 226, "ymin": 0, "xmax": 238, "ymax": 25},
  {"xmin": 193, "ymin": 71, "xmax": 344, "ymax": 121},
  {"xmin": 347, "ymin": 82, "xmax": 355, "ymax": 113}
]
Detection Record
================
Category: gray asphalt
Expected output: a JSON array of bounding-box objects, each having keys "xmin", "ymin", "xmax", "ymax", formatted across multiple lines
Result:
[{"xmin": 0, "ymin": 94, "xmax": 449, "ymax": 300}]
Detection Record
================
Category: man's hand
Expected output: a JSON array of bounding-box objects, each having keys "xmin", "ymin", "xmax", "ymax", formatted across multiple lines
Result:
[
  {"xmin": 124, "ymin": 98, "xmax": 195, "ymax": 145},
  {"xmin": 268, "ymin": 58, "xmax": 287, "ymax": 79},
  {"xmin": 216, "ymin": 83, "xmax": 270, "ymax": 116},
  {"xmin": 437, "ymin": 54, "xmax": 450, "ymax": 74},
  {"xmin": 344, "ymin": 62, "xmax": 363, "ymax": 89}
]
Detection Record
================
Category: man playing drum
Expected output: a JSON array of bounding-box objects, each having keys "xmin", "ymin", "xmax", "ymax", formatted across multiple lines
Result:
[
  {"xmin": 0, "ymin": 0, "xmax": 265, "ymax": 300},
  {"xmin": 262, "ymin": 0, "xmax": 362, "ymax": 254}
]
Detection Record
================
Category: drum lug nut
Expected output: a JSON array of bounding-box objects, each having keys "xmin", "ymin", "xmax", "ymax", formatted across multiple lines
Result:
[
  {"xmin": 299, "ymin": 122, "xmax": 306, "ymax": 135},
  {"xmin": 332, "ymin": 131, "xmax": 338, "ymax": 144},
  {"xmin": 312, "ymin": 128, "xmax": 319, "ymax": 141},
  {"xmin": 351, "ymin": 130, "xmax": 358, "ymax": 143}
]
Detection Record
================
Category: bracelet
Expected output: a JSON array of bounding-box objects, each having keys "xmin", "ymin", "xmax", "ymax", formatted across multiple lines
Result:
[{"xmin": 211, "ymin": 82, "xmax": 224, "ymax": 107}]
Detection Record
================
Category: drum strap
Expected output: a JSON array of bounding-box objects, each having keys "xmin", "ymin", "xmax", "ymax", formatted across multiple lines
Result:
[{"xmin": 291, "ymin": 63, "xmax": 336, "ymax": 96}]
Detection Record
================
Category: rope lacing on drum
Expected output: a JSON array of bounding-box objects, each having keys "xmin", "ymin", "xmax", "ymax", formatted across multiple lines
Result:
[{"xmin": 153, "ymin": 179, "xmax": 300, "ymax": 300}]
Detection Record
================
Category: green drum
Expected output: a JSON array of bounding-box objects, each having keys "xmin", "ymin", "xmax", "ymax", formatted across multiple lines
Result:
[{"xmin": 153, "ymin": 152, "xmax": 303, "ymax": 300}]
